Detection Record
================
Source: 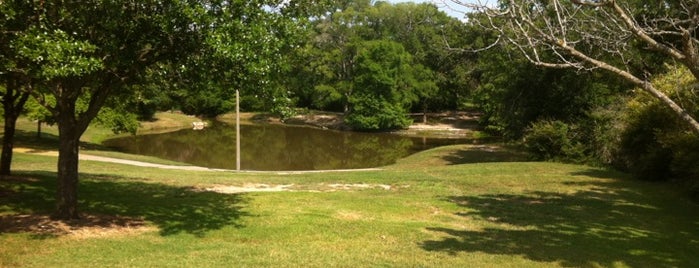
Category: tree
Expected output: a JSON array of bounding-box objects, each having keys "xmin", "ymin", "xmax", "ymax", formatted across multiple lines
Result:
[
  {"xmin": 292, "ymin": 1, "xmax": 372, "ymax": 112},
  {"xmin": 367, "ymin": 2, "xmax": 470, "ymax": 112},
  {"xmin": 292, "ymin": 1, "xmax": 470, "ymax": 114},
  {"xmin": 9, "ymin": 0, "xmax": 206, "ymax": 219},
  {"xmin": 345, "ymin": 40, "xmax": 420, "ymax": 131},
  {"xmin": 0, "ymin": 1, "xmax": 34, "ymax": 177},
  {"xmin": 453, "ymin": 0, "xmax": 699, "ymax": 134},
  {"xmin": 0, "ymin": 83, "xmax": 30, "ymax": 177},
  {"xmin": 150, "ymin": 0, "xmax": 316, "ymax": 119},
  {"xmin": 4, "ymin": 0, "xmax": 316, "ymax": 219}
]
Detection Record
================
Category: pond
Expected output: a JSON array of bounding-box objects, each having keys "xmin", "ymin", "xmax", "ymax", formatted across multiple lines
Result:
[{"xmin": 103, "ymin": 122, "xmax": 475, "ymax": 171}]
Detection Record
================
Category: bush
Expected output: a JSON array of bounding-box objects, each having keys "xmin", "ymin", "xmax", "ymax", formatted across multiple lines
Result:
[
  {"xmin": 666, "ymin": 133, "xmax": 699, "ymax": 193},
  {"xmin": 615, "ymin": 101, "xmax": 675, "ymax": 180},
  {"xmin": 345, "ymin": 95, "xmax": 412, "ymax": 131},
  {"xmin": 523, "ymin": 120, "xmax": 586, "ymax": 163},
  {"xmin": 611, "ymin": 65, "xmax": 699, "ymax": 197}
]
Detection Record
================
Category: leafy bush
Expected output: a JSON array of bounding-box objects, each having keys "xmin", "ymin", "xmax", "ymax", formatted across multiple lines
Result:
[
  {"xmin": 345, "ymin": 93, "xmax": 412, "ymax": 131},
  {"xmin": 615, "ymin": 100, "xmax": 675, "ymax": 180},
  {"xmin": 523, "ymin": 119, "xmax": 587, "ymax": 163},
  {"xmin": 612, "ymin": 65, "xmax": 699, "ymax": 196},
  {"xmin": 344, "ymin": 40, "xmax": 417, "ymax": 131},
  {"xmin": 94, "ymin": 106, "xmax": 139, "ymax": 134}
]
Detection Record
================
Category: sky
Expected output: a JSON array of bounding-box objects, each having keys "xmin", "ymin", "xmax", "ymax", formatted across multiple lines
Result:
[{"xmin": 386, "ymin": 0, "xmax": 480, "ymax": 20}]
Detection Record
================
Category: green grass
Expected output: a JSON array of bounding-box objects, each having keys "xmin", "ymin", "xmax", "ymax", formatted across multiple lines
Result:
[
  {"xmin": 9, "ymin": 115, "xmax": 195, "ymax": 166},
  {"xmin": 1, "ymin": 116, "xmax": 698, "ymax": 267},
  {"xmin": 1, "ymin": 149, "xmax": 698, "ymax": 267}
]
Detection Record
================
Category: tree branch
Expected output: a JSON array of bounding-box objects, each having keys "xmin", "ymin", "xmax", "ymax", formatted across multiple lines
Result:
[{"xmin": 456, "ymin": 0, "xmax": 699, "ymax": 134}]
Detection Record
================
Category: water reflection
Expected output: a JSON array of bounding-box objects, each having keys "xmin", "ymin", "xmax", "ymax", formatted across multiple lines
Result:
[{"xmin": 103, "ymin": 122, "xmax": 471, "ymax": 171}]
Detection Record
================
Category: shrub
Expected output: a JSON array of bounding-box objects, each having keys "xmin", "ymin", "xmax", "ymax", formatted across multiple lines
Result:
[
  {"xmin": 612, "ymin": 65, "xmax": 699, "ymax": 197},
  {"xmin": 523, "ymin": 119, "xmax": 586, "ymax": 163},
  {"xmin": 345, "ymin": 94, "xmax": 412, "ymax": 131}
]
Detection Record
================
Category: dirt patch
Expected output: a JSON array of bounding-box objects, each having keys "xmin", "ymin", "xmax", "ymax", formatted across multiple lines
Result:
[
  {"xmin": 0, "ymin": 214, "xmax": 152, "ymax": 239},
  {"xmin": 284, "ymin": 112, "xmax": 348, "ymax": 130},
  {"xmin": 325, "ymin": 183, "xmax": 392, "ymax": 191},
  {"xmin": 201, "ymin": 183, "xmax": 397, "ymax": 194},
  {"xmin": 203, "ymin": 184, "xmax": 295, "ymax": 194},
  {"xmin": 243, "ymin": 110, "xmax": 482, "ymax": 136},
  {"xmin": 334, "ymin": 210, "xmax": 369, "ymax": 221}
]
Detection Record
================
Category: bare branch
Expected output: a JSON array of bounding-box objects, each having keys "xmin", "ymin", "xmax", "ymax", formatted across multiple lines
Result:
[{"xmin": 454, "ymin": 0, "xmax": 699, "ymax": 134}]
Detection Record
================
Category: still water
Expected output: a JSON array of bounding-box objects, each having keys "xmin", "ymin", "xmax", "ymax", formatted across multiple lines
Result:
[{"xmin": 103, "ymin": 122, "xmax": 472, "ymax": 171}]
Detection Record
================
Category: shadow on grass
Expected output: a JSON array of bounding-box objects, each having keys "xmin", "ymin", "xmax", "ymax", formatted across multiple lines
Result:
[
  {"xmin": 5, "ymin": 129, "xmax": 112, "ymax": 152},
  {"xmin": 441, "ymin": 145, "xmax": 529, "ymax": 165},
  {"xmin": 421, "ymin": 170, "xmax": 699, "ymax": 267},
  {"xmin": 0, "ymin": 171, "xmax": 249, "ymax": 237}
]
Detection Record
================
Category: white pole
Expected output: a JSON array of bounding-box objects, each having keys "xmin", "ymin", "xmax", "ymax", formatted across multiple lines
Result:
[{"xmin": 236, "ymin": 89, "xmax": 241, "ymax": 171}]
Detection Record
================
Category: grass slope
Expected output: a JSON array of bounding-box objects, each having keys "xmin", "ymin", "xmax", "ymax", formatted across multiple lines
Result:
[
  {"xmin": 1, "ymin": 115, "xmax": 698, "ymax": 267},
  {"xmin": 1, "ymin": 147, "xmax": 698, "ymax": 267}
]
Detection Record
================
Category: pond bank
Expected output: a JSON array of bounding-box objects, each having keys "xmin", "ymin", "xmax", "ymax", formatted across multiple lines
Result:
[{"xmin": 216, "ymin": 110, "xmax": 485, "ymax": 139}]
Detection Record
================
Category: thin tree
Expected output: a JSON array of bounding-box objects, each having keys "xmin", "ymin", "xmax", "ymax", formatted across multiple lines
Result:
[
  {"xmin": 0, "ymin": 1, "xmax": 36, "ymax": 177},
  {"xmin": 0, "ymin": 78, "xmax": 30, "ymax": 177}
]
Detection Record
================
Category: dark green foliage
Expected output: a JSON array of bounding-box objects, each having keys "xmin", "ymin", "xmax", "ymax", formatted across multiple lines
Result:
[
  {"xmin": 615, "ymin": 101, "xmax": 699, "ymax": 184},
  {"xmin": 523, "ymin": 120, "xmax": 586, "ymax": 163},
  {"xmin": 670, "ymin": 135, "xmax": 699, "ymax": 199},
  {"xmin": 616, "ymin": 103, "xmax": 675, "ymax": 181},
  {"xmin": 178, "ymin": 87, "xmax": 235, "ymax": 118},
  {"xmin": 475, "ymin": 57, "xmax": 620, "ymax": 139},
  {"xmin": 285, "ymin": 1, "xmax": 469, "ymax": 123},
  {"xmin": 611, "ymin": 66, "xmax": 699, "ymax": 197},
  {"xmin": 345, "ymin": 40, "xmax": 415, "ymax": 131},
  {"xmin": 345, "ymin": 94, "xmax": 412, "ymax": 131},
  {"xmin": 93, "ymin": 106, "xmax": 139, "ymax": 134}
]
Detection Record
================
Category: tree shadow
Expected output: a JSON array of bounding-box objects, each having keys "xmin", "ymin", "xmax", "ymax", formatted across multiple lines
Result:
[
  {"xmin": 0, "ymin": 171, "xmax": 249, "ymax": 237},
  {"xmin": 421, "ymin": 170, "xmax": 699, "ymax": 267},
  {"xmin": 6, "ymin": 129, "xmax": 113, "ymax": 152},
  {"xmin": 441, "ymin": 145, "xmax": 530, "ymax": 165}
]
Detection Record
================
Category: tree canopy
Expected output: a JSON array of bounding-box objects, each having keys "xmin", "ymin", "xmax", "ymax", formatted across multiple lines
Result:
[
  {"xmin": 0, "ymin": 0, "xmax": 316, "ymax": 219},
  {"xmin": 454, "ymin": 0, "xmax": 699, "ymax": 134},
  {"xmin": 285, "ymin": 1, "xmax": 470, "ymax": 127}
]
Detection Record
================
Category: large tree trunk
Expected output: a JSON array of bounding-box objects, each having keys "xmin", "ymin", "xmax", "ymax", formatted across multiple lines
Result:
[
  {"xmin": 50, "ymin": 81, "xmax": 111, "ymax": 220},
  {"xmin": 52, "ymin": 113, "xmax": 82, "ymax": 220}
]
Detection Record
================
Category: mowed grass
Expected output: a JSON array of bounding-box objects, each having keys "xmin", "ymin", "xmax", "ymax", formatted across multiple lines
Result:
[{"xmin": 1, "ymin": 146, "xmax": 698, "ymax": 267}]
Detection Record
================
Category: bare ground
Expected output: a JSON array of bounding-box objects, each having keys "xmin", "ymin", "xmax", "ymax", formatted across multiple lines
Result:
[
  {"xmin": 228, "ymin": 111, "xmax": 483, "ymax": 138},
  {"xmin": 201, "ymin": 183, "xmax": 397, "ymax": 194},
  {"xmin": 0, "ymin": 213, "xmax": 152, "ymax": 238}
]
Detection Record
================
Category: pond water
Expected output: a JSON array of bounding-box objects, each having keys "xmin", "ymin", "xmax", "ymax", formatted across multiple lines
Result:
[{"xmin": 103, "ymin": 122, "xmax": 474, "ymax": 171}]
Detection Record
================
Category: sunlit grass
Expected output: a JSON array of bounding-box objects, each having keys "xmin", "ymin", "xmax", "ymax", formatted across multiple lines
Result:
[
  {"xmin": 1, "ymin": 150, "xmax": 698, "ymax": 267},
  {"xmin": 2, "ymin": 116, "xmax": 698, "ymax": 267}
]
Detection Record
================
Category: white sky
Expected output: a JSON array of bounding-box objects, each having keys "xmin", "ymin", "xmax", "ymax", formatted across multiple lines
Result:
[{"xmin": 386, "ymin": 0, "xmax": 483, "ymax": 19}]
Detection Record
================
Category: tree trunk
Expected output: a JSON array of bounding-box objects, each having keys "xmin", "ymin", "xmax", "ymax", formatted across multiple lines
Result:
[
  {"xmin": 422, "ymin": 104, "xmax": 428, "ymax": 124},
  {"xmin": 53, "ymin": 115, "xmax": 81, "ymax": 220},
  {"xmin": 50, "ymin": 80, "xmax": 112, "ymax": 220},
  {"xmin": 0, "ymin": 114, "xmax": 18, "ymax": 177},
  {"xmin": 0, "ymin": 80, "xmax": 30, "ymax": 177},
  {"xmin": 37, "ymin": 120, "xmax": 42, "ymax": 138}
]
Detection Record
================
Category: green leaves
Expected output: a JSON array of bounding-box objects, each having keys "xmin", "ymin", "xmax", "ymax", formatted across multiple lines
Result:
[
  {"xmin": 346, "ymin": 40, "xmax": 416, "ymax": 131},
  {"xmin": 14, "ymin": 28, "xmax": 102, "ymax": 79},
  {"xmin": 285, "ymin": 1, "xmax": 470, "ymax": 119}
]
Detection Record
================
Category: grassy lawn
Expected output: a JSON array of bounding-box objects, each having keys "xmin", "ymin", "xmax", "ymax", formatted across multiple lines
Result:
[{"xmin": 1, "ymin": 116, "xmax": 698, "ymax": 267}]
